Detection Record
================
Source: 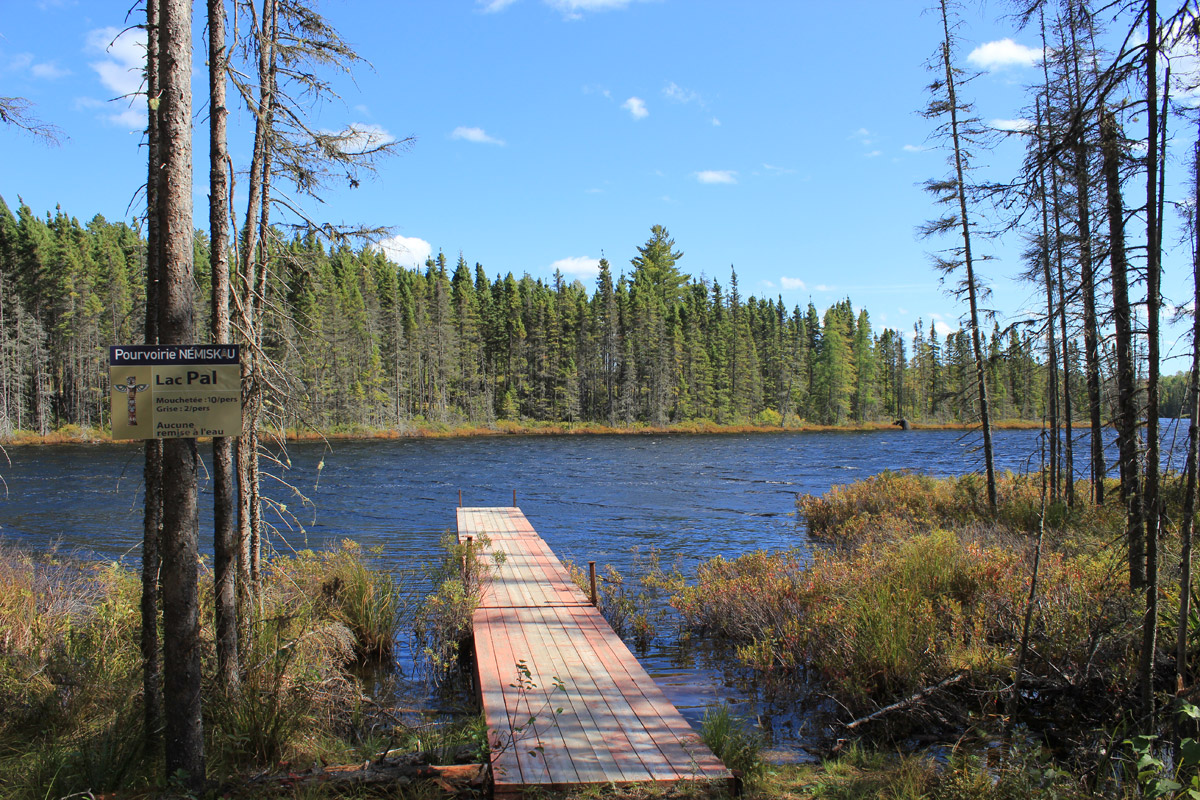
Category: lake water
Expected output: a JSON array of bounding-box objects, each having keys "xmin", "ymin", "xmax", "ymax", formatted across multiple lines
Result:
[{"xmin": 0, "ymin": 425, "xmax": 1178, "ymax": 753}]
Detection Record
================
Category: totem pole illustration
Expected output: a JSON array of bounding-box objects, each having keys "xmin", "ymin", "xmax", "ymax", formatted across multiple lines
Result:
[{"xmin": 113, "ymin": 375, "xmax": 150, "ymax": 425}]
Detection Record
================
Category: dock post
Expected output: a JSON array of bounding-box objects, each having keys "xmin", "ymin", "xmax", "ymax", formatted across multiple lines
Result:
[
  {"xmin": 458, "ymin": 489, "xmax": 462, "ymax": 507},
  {"xmin": 588, "ymin": 561, "xmax": 597, "ymax": 606},
  {"xmin": 512, "ymin": 488, "xmax": 517, "ymax": 507}
]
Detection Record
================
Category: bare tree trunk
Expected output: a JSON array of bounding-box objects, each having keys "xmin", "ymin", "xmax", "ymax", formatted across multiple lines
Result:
[
  {"xmin": 1140, "ymin": 0, "xmax": 1162, "ymax": 728},
  {"xmin": 141, "ymin": 0, "xmax": 163, "ymax": 750},
  {"xmin": 1037, "ymin": 93, "xmax": 1060, "ymax": 502},
  {"xmin": 1101, "ymin": 108, "xmax": 1146, "ymax": 593},
  {"xmin": 250, "ymin": 18, "xmax": 276, "ymax": 583},
  {"xmin": 1177, "ymin": 129, "xmax": 1200, "ymax": 696},
  {"xmin": 1051, "ymin": 123, "xmax": 1076, "ymax": 509},
  {"xmin": 209, "ymin": 0, "xmax": 238, "ymax": 692},
  {"xmin": 155, "ymin": 0, "xmax": 204, "ymax": 784},
  {"xmin": 237, "ymin": 0, "xmax": 276, "ymax": 604},
  {"xmin": 1064, "ymin": 7, "xmax": 1106, "ymax": 508},
  {"xmin": 938, "ymin": 0, "xmax": 996, "ymax": 511}
]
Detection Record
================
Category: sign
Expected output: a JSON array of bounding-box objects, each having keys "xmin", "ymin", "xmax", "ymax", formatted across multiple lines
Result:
[{"xmin": 109, "ymin": 345, "xmax": 241, "ymax": 439}]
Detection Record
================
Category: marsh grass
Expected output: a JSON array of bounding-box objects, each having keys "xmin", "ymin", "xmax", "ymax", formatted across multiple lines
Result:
[
  {"xmin": 798, "ymin": 470, "xmax": 1123, "ymax": 546},
  {"xmin": 0, "ymin": 539, "xmax": 411, "ymax": 798},
  {"xmin": 699, "ymin": 704, "xmax": 767, "ymax": 783},
  {"xmin": 0, "ymin": 547, "xmax": 148, "ymax": 799},
  {"xmin": 676, "ymin": 471, "xmax": 1136, "ymax": 723},
  {"xmin": 563, "ymin": 550, "xmax": 682, "ymax": 651},
  {"xmin": 413, "ymin": 532, "xmax": 499, "ymax": 686},
  {"xmin": 757, "ymin": 740, "xmax": 1093, "ymax": 800}
]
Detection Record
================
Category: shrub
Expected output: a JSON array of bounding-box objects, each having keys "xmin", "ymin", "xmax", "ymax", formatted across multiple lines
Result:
[{"xmin": 413, "ymin": 533, "xmax": 499, "ymax": 685}]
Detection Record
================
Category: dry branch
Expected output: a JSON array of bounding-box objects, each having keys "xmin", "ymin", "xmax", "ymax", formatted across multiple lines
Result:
[{"xmin": 840, "ymin": 669, "xmax": 970, "ymax": 734}]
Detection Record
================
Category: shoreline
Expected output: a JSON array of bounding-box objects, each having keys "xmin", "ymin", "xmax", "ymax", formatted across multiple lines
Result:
[{"xmin": 3, "ymin": 417, "xmax": 1059, "ymax": 446}]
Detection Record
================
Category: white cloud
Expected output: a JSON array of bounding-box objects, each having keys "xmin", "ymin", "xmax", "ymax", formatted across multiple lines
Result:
[
  {"xmin": 865, "ymin": 150, "xmax": 882, "ymax": 158},
  {"xmin": 763, "ymin": 163, "xmax": 795, "ymax": 175},
  {"xmin": 327, "ymin": 123, "xmax": 397, "ymax": 155},
  {"xmin": 929, "ymin": 312, "xmax": 958, "ymax": 336},
  {"xmin": 967, "ymin": 38, "xmax": 1041, "ymax": 71},
  {"xmin": 478, "ymin": 0, "xmax": 520, "ymax": 11},
  {"xmin": 548, "ymin": 0, "xmax": 643, "ymax": 16},
  {"xmin": 550, "ymin": 256, "xmax": 601, "ymax": 279},
  {"xmin": 30, "ymin": 61, "xmax": 69, "ymax": 79},
  {"xmin": 781, "ymin": 277, "xmax": 806, "ymax": 291},
  {"xmin": 663, "ymin": 81, "xmax": 700, "ymax": 104},
  {"xmin": 377, "ymin": 235, "xmax": 433, "ymax": 270},
  {"xmin": 711, "ymin": 117, "xmax": 721, "ymax": 126},
  {"xmin": 814, "ymin": 284, "xmax": 834, "ymax": 292},
  {"xmin": 695, "ymin": 170, "xmax": 737, "ymax": 184},
  {"xmin": 451, "ymin": 126, "xmax": 506, "ymax": 145},
  {"xmin": 852, "ymin": 127, "xmax": 873, "ymax": 146},
  {"xmin": 81, "ymin": 25, "xmax": 147, "ymax": 130},
  {"xmin": 109, "ymin": 106, "xmax": 145, "ymax": 130},
  {"xmin": 86, "ymin": 26, "xmax": 145, "ymax": 96},
  {"xmin": 8, "ymin": 52, "xmax": 70, "ymax": 80},
  {"xmin": 622, "ymin": 96, "xmax": 648, "ymax": 119},
  {"xmin": 902, "ymin": 144, "xmax": 929, "ymax": 153},
  {"xmin": 990, "ymin": 118, "xmax": 1032, "ymax": 132}
]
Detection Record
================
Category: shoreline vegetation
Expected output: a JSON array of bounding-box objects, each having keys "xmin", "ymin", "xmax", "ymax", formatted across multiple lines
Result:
[
  {"xmin": 3, "ymin": 417, "xmax": 1056, "ymax": 446},
  {"xmin": 6, "ymin": 470, "xmax": 1199, "ymax": 798}
]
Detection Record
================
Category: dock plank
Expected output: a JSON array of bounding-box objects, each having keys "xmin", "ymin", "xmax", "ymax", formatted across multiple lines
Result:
[{"xmin": 458, "ymin": 506, "xmax": 732, "ymax": 796}]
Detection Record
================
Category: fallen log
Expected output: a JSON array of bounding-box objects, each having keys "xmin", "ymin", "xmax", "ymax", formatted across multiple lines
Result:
[{"xmin": 840, "ymin": 669, "xmax": 969, "ymax": 733}]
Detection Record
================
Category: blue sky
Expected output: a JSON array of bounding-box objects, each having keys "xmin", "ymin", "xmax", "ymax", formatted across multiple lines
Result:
[{"xmin": 1, "ymin": 0, "xmax": 1193, "ymax": 359}]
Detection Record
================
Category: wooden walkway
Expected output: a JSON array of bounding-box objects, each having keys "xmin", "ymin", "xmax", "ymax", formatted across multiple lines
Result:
[{"xmin": 457, "ymin": 507, "xmax": 734, "ymax": 798}]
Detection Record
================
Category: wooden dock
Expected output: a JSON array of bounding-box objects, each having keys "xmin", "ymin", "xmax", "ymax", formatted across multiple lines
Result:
[{"xmin": 457, "ymin": 506, "xmax": 734, "ymax": 798}]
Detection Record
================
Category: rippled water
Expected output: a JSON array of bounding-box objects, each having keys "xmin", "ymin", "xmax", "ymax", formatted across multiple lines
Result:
[{"xmin": 0, "ymin": 425, "xmax": 1173, "ymax": 751}]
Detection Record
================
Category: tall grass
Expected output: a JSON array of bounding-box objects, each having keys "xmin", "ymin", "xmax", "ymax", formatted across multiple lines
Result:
[
  {"xmin": 413, "ymin": 532, "xmax": 499, "ymax": 686},
  {"xmin": 0, "ymin": 539, "xmax": 411, "ymax": 798},
  {"xmin": 798, "ymin": 469, "xmax": 1122, "ymax": 545},
  {"xmin": 676, "ymin": 472, "xmax": 1135, "ymax": 719},
  {"xmin": 699, "ymin": 704, "xmax": 766, "ymax": 782},
  {"xmin": 0, "ymin": 548, "xmax": 147, "ymax": 799}
]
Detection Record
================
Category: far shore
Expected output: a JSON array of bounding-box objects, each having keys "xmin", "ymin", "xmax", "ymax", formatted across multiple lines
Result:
[{"xmin": 2, "ymin": 417, "xmax": 1072, "ymax": 446}]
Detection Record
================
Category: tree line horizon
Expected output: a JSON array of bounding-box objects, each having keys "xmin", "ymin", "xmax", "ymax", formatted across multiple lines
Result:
[{"xmin": 2, "ymin": 200, "xmax": 1114, "ymax": 435}]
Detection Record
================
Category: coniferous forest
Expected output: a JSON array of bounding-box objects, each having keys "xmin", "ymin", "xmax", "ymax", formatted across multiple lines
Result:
[{"xmin": 0, "ymin": 200, "xmax": 1068, "ymax": 437}]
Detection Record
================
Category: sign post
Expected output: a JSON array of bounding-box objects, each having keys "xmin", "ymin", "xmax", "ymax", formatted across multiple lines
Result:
[{"xmin": 109, "ymin": 345, "xmax": 241, "ymax": 439}]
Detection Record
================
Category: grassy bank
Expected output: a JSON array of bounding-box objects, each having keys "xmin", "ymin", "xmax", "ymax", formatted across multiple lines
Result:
[
  {"xmin": 0, "ymin": 539, "xmax": 453, "ymax": 799},
  {"xmin": 649, "ymin": 468, "xmax": 1200, "ymax": 797},
  {"xmin": 1, "ymin": 417, "xmax": 1054, "ymax": 446}
]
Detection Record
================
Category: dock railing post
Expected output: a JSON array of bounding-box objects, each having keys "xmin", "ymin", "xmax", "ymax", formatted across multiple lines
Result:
[
  {"xmin": 589, "ymin": 561, "xmax": 597, "ymax": 606},
  {"xmin": 458, "ymin": 489, "xmax": 462, "ymax": 507},
  {"xmin": 512, "ymin": 488, "xmax": 517, "ymax": 507}
]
